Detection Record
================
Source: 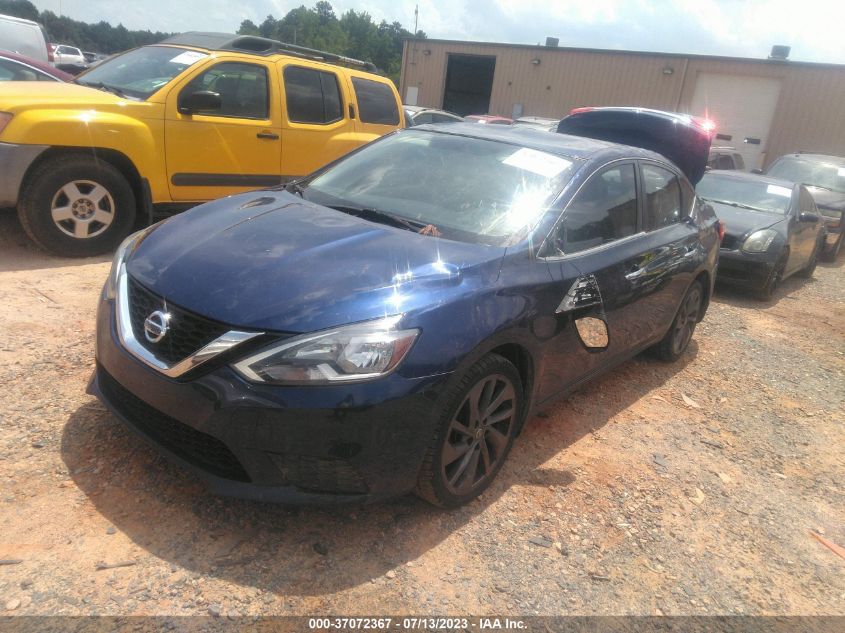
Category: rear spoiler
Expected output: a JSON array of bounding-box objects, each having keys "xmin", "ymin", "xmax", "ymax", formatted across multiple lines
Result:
[{"xmin": 556, "ymin": 107, "xmax": 715, "ymax": 186}]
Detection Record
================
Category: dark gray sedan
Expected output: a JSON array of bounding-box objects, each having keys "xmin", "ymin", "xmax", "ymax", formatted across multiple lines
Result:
[{"xmin": 698, "ymin": 171, "xmax": 827, "ymax": 300}]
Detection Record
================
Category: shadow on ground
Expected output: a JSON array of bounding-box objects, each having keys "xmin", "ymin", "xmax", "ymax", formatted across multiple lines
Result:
[{"xmin": 61, "ymin": 344, "xmax": 696, "ymax": 597}]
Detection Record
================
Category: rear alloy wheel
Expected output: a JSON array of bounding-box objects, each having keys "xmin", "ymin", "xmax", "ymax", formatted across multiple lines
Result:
[
  {"xmin": 416, "ymin": 354, "xmax": 522, "ymax": 507},
  {"xmin": 756, "ymin": 252, "xmax": 788, "ymax": 301},
  {"xmin": 821, "ymin": 234, "xmax": 842, "ymax": 262},
  {"xmin": 18, "ymin": 154, "xmax": 136, "ymax": 257},
  {"xmin": 652, "ymin": 280, "xmax": 703, "ymax": 362}
]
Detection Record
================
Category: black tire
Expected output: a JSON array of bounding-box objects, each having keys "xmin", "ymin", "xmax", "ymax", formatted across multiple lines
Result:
[
  {"xmin": 797, "ymin": 241, "xmax": 821, "ymax": 278},
  {"xmin": 18, "ymin": 153, "xmax": 136, "ymax": 257},
  {"xmin": 756, "ymin": 250, "xmax": 788, "ymax": 301},
  {"xmin": 651, "ymin": 279, "xmax": 704, "ymax": 362},
  {"xmin": 416, "ymin": 354, "xmax": 523, "ymax": 507},
  {"xmin": 821, "ymin": 234, "xmax": 842, "ymax": 262}
]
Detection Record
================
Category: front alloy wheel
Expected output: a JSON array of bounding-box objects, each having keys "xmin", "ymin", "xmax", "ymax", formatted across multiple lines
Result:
[
  {"xmin": 416, "ymin": 354, "xmax": 522, "ymax": 507},
  {"xmin": 51, "ymin": 180, "xmax": 115, "ymax": 239}
]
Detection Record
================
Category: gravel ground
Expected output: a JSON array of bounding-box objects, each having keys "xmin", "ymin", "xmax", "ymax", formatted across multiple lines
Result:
[{"xmin": 0, "ymin": 211, "xmax": 843, "ymax": 618}]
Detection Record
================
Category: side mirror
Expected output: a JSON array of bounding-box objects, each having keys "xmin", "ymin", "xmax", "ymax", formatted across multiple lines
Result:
[
  {"xmin": 574, "ymin": 316, "xmax": 609, "ymax": 350},
  {"xmin": 799, "ymin": 212, "xmax": 820, "ymax": 223},
  {"xmin": 178, "ymin": 90, "xmax": 222, "ymax": 115},
  {"xmin": 750, "ymin": 168, "xmax": 763, "ymax": 174}
]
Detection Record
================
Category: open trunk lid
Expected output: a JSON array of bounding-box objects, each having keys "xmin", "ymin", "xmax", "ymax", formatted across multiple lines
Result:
[{"xmin": 556, "ymin": 107, "xmax": 715, "ymax": 185}]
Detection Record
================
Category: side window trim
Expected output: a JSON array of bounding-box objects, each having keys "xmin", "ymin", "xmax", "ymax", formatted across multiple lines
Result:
[
  {"xmin": 540, "ymin": 159, "xmax": 645, "ymax": 260},
  {"xmin": 638, "ymin": 159, "xmax": 689, "ymax": 232},
  {"xmin": 178, "ymin": 61, "xmax": 271, "ymax": 120},
  {"xmin": 282, "ymin": 64, "xmax": 345, "ymax": 126}
]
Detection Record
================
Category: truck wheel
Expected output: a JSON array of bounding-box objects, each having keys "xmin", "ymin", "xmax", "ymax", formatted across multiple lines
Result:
[{"xmin": 18, "ymin": 154, "xmax": 136, "ymax": 257}]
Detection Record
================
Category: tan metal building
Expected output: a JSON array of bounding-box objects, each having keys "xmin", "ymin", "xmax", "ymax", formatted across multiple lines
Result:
[{"xmin": 399, "ymin": 38, "xmax": 845, "ymax": 169}]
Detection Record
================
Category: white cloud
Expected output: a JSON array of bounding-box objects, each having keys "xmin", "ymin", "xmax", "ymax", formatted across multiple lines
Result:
[{"xmin": 30, "ymin": 0, "xmax": 845, "ymax": 63}]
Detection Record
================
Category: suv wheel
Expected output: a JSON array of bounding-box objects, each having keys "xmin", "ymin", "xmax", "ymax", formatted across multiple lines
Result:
[
  {"xmin": 652, "ymin": 279, "xmax": 703, "ymax": 362},
  {"xmin": 18, "ymin": 154, "xmax": 136, "ymax": 257},
  {"xmin": 416, "ymin": 354, "xmax": 522, "ymax": 507}
]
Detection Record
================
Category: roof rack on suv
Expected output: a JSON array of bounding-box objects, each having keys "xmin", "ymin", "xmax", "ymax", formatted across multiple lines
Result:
[{"xmin": 161, "ymin": 32, "xmax": 379, "ymax": 73}]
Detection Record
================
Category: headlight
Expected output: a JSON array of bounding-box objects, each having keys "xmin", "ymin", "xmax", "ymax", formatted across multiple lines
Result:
[
  {"xmin": 104, "ymin": 223, "xmax": 161, "ymax": 299},
  {"xmin": 232, "ymin": 316, "xmax": 419, "ymax": 385},
  {"xmin": 742, "ymin": 229, "xmax": 777, "ymax": 253}
]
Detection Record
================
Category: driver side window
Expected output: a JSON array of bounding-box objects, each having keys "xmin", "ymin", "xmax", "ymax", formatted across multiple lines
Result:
[
  {"xmin": 181, "ymin": 62, "xmax": 269, "ymax": 119},
  {"xmin": 549, "ymin": 163, "xmax": 639, "ymax": 255}
]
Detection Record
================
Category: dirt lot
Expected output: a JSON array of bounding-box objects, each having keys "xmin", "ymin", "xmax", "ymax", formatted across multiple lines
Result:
[{"xmin": 0, "ymin": 211, "xmax": 843, "ymax": 618}]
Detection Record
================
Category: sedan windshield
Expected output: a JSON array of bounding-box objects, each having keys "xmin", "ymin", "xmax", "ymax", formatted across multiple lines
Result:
[
  {"xmin": 697, "ymin": 175, "xmax": 792, "ymax": 214},
  {"xmin": 767, "ymin": 156, "xmax": 845, "ymax": 194},
  {"xmin": 302, "ymin": 130, "xmax": 576, "ymax": 245},
  {"xmin": 76, "ymin": 46, "xmax": 208, "ymax": 100}
]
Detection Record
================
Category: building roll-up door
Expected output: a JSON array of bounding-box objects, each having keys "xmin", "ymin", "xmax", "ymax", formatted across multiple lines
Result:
[{"xmin": 690, "ymin": 72, "xmax": 781, "ymax": 170}]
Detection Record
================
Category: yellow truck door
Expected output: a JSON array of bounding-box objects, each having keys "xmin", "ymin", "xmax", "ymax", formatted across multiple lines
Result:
[
  {"xmin": 164, "ymin": 58, "xmax": 282, "ymax": 202},
  {"xmin": 278, "ymin": 62, "xmax": 361, "ymax": 177}
]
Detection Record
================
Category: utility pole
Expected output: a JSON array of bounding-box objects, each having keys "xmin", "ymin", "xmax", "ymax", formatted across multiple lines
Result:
[{"xmin": 414, "ymin": 4, "xmax": 418, "ymax": 36}]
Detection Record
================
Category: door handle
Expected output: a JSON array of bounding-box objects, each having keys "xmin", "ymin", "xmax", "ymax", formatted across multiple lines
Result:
[{"xmin": 257, "ymin": 132, "xmax": 279, "ymax": 140}]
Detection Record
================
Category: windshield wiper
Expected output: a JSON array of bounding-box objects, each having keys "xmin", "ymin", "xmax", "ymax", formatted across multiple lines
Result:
[
  {"xmin": 700, "ymin": 197, "xmax": 772, "ymax": 213},
  {"xmin": 326, "ymin": 204, "xmax": 434, "ymax": 234},
  {"xmin": 284, "ymin": 180, "xmax": 306, "ymax": 197},
  {"xmin": 76, "ymin": 80, "xmax": 127, "ymax": 98}
]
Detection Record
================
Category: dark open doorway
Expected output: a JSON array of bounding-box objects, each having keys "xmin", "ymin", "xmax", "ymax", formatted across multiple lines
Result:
[{"xmin": 442, "ymin": 54, "xmax": 496, "ymax": 116}]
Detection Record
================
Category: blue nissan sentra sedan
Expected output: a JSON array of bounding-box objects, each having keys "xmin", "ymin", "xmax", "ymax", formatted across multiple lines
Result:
[{"xmin": 90, "ymin": 108, "xmax": 720, "ymax": 507}]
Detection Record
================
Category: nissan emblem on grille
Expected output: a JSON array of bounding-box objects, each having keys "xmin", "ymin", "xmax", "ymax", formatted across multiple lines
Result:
[{"xmin": 143, "ymin": 310, "xmax": 171, "ymax": 343}]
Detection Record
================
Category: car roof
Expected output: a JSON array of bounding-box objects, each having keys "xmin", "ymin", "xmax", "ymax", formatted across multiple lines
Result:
[
  {"xmin": 411, "ymin": 122, "xmax": 671, "ymax": 164},
  {"xmin": 701, "ymin": 169, "xmax": 797, "ymax": 189}
]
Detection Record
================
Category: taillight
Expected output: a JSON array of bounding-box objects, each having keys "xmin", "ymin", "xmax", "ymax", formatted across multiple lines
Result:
[
  {"xmin": 717, "ymin": 220, "xmax": 726, "ymax": 241},
  {"xmin": 569, "ymin": 107, "xmax": 595, "ymax": 115}
]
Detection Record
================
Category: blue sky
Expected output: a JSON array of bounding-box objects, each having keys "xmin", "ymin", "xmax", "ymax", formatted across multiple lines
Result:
[{"xmin": 33, "ymin": 0, "xmax": 845, "ymax": 63}]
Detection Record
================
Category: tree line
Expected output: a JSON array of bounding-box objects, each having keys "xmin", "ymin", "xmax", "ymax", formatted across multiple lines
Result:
[{"xmin": 0, "ymin": 0, "xmax": 424, "ymax": 84}]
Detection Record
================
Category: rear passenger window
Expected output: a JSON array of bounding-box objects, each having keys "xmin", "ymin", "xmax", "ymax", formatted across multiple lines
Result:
[
  {"xmin": 284, "ymin": 66, "xmax": 343, "ymax": 124},
  {"xmin": 182, "ymin": 62, "xmax": 269, "ymax": 119},
  {"xmin": 642, "ymin": 164, "xmax": 682, "ymax": 230},
  {"xmin": 552, "ymin": 164, "xmax": 638, "ymax": 255},
  {"xmin": 351, "ymin": 77, "xmax": 400, "ymax": 125}
]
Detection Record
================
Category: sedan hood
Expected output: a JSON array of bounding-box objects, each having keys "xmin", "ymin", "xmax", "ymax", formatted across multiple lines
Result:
[
  {"xmin": 709, "ymin": 202, "xmax": 785, "ymax": 239},
  {"xmin": 806, "ymin": 186, "xmax": 845, "ymax": 212},
  {"xmin": 127, "ymin": 191, "xmax": 506, "ymax": 333}
]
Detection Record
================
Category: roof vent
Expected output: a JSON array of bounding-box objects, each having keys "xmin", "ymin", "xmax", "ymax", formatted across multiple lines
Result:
[
  {"xmin": 768, "ymin": 45, "xmax": 790, "ymax": 60},
  {"xmin": 545, "ymin": 37, "xmax": 559, "ymax": 48}
]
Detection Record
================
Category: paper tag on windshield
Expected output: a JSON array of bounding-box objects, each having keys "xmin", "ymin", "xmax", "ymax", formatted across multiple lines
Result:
[
  {"xmin": 503, "ymin": 148, "xmax": 571, "ymax": 179},
  {"xmin": 766, "ymin": 184, "xmax": 792, "ymax": 198},
  {"xmin": 838, "ymin": 167, "xmax": 845, "ymax": 177},
  {"xmin": 169, "ymin": 50, "xmax": 208, "ymax": 65}
]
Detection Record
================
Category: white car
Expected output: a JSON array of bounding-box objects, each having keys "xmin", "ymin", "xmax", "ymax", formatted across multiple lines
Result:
[{"xmin": 53, "ymin": 44, "xmax": 85, "ymax": 66}]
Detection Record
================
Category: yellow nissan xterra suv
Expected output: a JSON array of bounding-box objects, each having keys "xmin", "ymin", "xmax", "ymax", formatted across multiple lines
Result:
[{"xmin": 0, "ymin": 32, "xmax": 404, "ymax": 256}]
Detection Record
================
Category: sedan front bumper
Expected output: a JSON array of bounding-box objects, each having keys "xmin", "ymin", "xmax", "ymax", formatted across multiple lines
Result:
[
  {"xmin": 90, "ymin": 296, "xmax": 451, "ymax": 504},
  {"xmin": 715, "ymin": 248, "xmax": 776, "ymax": 290}
]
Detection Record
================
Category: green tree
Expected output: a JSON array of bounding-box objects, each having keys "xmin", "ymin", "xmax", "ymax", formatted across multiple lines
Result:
[{"xmin": 0, "ymin": 0, "xmax": 38, "ymax": 21}]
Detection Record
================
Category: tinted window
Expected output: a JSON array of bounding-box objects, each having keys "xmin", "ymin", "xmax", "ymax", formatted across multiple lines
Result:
[
  {"xmin": 551, "ymin": 164, "xmax": 638, "ymax": 255},
  {"xmin": 716, "ymin": 154, "xmax": 734, "ymax": 170},
  {"xmin": 432, "ymin": 113, "xmax": 461, "ymax": 123},
  {"xmin": 284, "ymin": 66, "xmax": 343, "ymax": 124},
  {"xmin": 642, "ymin": 164, "xmax": 682, "ymax": 230},
  {"xmin": 182, "ymin": 62, "xmax": 269, "ymax": 119},
  {"xmin": 352, "ymin": 77, "xmax": 399, "ymax": 125},
  {"xmin": 413, "ymin": 112, "xmax": 433, "ymax": 125},
  {"xmin": 798, "ymin": 188, "xmax": 817, "ymax": 213}
]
